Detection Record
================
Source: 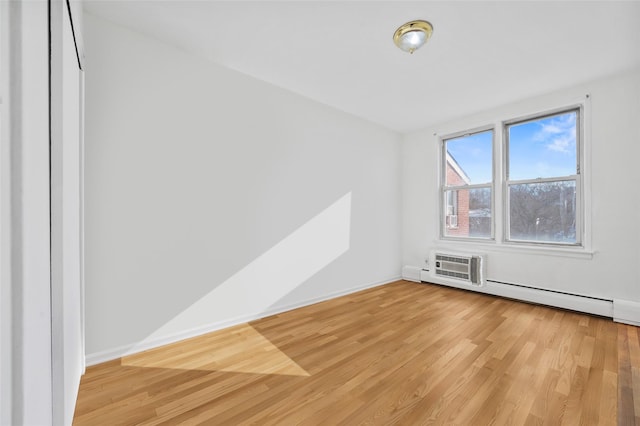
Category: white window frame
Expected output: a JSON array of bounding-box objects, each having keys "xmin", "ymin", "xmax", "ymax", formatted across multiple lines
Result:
[
  {"xmin": 503, "ymin": 106, "xmax": 583, "ymax": 247},
  {"xmin": 437, "ymin": 97, "xmax": 591, "ymax": 255},
  {"xmin": 439, "ymin": 126, "xmax": 495, "ymax": 241}
]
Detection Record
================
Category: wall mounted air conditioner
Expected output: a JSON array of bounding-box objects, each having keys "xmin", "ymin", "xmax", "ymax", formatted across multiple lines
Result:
[{"xmin": 429, "ymin": 250, "xmax": 485, "ymax": 286}]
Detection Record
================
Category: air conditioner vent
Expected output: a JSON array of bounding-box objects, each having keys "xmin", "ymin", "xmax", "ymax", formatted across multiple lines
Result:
[
  {"xmin": 436, "ymin": 254, "xmax": 468, "ymax": 264},
  {"xmin": 430, "ymin": 251, "xmax": 485, "ymax": 286},
  {"xmin": 436, "ymin": 269, "xmax": 469, "ymax": 280}
]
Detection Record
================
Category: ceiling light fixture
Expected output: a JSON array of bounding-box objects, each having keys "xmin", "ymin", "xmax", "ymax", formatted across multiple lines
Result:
[{"xmin": 393, "ymin": 20, "xmax": 434, "ymax": 54}]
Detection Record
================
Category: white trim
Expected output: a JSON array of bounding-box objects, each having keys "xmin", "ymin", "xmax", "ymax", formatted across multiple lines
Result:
[
  {"xmin": 613, "ymin": 299, "xmax": 640, "ymax": 327},
  {"xmin": 79, "ymin": 70, "xmax": 86, "ymax": 375},
  {"xmin": 401, "ymin": 265, "xmax": 421, "ymax": 282},
  {"xmin": 10, "ymin": 1, "xmax": 53, "ymax": 424},
  {"xmin": 85, "ymin": 276, "xmax": 401, "ymax": 366},
  {"xmin": 433, "ymin": 239, "xmax": 594, "ymax": 260},
  {"xmin": 50, "ymin": 2, "xmax": 85, "ymax": 424},
  {"xmin": 420, "ymin": 272, "xmax": 612, "ymax": 318},
  {"xmin": 50, "ymin": 1, "xmax": 64, "ymax": 422},
  {"xmin": 580, "ymin": 95, "xmax": 592, "ymax": 252},
  {"xmin": 0, "ymin": 1, "xmax": 12, "ymax": 423}
]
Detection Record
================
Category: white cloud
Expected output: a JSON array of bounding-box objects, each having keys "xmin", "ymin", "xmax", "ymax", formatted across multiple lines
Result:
[
  {"xmin": 547, "ymin": 131, "xmax": 575, "ymax": 153},
  {"xmin": 533, "ymin": 113, "xmax": 576, "ymax": 154}
]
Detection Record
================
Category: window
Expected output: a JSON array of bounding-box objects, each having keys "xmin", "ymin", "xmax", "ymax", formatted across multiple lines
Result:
[
  {"xmin": 441, "ymin": 129, "xmax": 493, "ymax": 239},
  {"xmin": 505, "ymin": 109, "xmax": 580, "ymax": 245},
  {"xmin": 440, "ymin": 106, "xmax": 583, "ymax": 247}
]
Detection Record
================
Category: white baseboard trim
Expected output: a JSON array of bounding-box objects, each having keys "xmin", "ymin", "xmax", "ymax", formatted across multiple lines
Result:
[
  {"xmin": 421, "ymin": 275, "xmax": 613, "ymax": 318},
  {"xmin": 85, "ymin": 276, "xmax": 402, "ymax": 366},
  {"xmin": 401, "ymin": 265, "xmax": 421, "ymax": 282},
  {"xmin": 613, "ymin": 299, "xmax": 640, "ymax": 326}
]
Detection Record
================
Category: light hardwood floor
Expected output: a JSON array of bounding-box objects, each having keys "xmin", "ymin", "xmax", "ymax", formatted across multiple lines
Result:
[{"xmin": 74, "ymin": 280, "xmax": 640, "ymax": 425}]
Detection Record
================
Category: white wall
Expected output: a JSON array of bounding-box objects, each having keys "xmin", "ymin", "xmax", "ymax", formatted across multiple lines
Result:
[
  {"xmin": 402, "ymin": 70, "xmax": 640, "ymax": 316},
  {"xmin": 84, "ymin": 14, "xmax": 401, "ymax": 361}
]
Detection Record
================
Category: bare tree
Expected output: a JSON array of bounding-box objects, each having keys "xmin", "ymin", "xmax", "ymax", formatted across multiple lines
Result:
[{"xmin": 509, "ymin": 182, "xmax": 576, "ymax": 242}]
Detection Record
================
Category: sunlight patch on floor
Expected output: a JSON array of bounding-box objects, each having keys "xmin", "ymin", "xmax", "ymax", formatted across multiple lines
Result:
[{"xmin": 122, "ymin": 323, "xmax": 309, "ymax": 376}]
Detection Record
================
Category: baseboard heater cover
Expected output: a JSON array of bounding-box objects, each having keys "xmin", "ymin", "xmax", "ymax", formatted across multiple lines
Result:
[
  {"xmin": 420, "ymin": 273, "xmax": 613, "ymax": 318},
  {"xmin": 613, "ymin": 299, "xmax": 640, "ymax": 326},
  {"xmin": 402, "ymin": 265, "xmax": 422, "ymax": 282}
]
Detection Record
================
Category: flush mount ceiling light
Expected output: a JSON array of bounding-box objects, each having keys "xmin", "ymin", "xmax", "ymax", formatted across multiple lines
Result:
[{"xmin": 393, "ymin": 20, "xmax": 434, "ymax": 54}]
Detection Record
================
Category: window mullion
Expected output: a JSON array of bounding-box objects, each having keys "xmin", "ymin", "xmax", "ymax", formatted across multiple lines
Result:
[{"xmin": 494, "ymin": 122, "xmax": 503, "ymax": 243}]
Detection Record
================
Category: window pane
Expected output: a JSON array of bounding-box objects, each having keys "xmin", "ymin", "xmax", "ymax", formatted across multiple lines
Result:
[
  {"xmin": 509, "ymin": 181, "xmax": 576, "ymax": 244},
  {"xmin": 445, "ymin": 130, "xmax": 493, "ymax": 185},
  {"xmin": 508, "ymin": 110, "xmax": 578, "ymax": 181},
  {"xmin": 444, "ymin": 188, "xmax": 491, "ymax": 239}
]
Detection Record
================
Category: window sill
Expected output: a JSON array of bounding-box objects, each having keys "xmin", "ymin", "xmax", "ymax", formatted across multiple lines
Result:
[{"xmin": 434, "ymin": 239, "xmax": 594, "ymax": 260}]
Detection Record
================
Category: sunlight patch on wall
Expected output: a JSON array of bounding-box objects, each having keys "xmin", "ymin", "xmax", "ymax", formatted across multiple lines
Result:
[
  {"xmin": 122, "ymin": 323, "xmax": 309, "ymax": 376},
  {"xmin": 127, "ymin": 192, "xmax": 352, "ymax": 354}
]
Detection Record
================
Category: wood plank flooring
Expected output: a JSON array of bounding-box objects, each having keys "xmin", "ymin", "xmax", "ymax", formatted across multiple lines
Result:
[{"xmin": 74, "ymin": 280, "xmax": 640, "ymax": 425}]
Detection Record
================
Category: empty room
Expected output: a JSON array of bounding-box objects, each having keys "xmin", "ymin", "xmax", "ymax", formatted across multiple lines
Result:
[{"xmin": 2, "ymin": 1, "xmax": 640, "ymax": 425}]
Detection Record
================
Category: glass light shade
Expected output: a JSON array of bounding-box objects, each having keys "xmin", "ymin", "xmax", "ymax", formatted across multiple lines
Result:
[
  {"xmin": 393, "ymin": 20, "xmax": 433, "ymax": 54},
  {"xmin": 398, "ymin": 30, "xmax": 427, "ymax": 53}
]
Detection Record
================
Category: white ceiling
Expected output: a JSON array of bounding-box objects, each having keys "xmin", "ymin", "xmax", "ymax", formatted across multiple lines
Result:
[{"xmin": 83, "ymin": 1, "xmax": 640, "ymax": 133}]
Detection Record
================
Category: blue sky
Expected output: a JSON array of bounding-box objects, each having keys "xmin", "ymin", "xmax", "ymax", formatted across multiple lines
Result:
[
  {"xmin": 446, "ymin": 112, "xmax": 577, "ymax": 184},
  {"xmin": 508, "ymin": 112, "xmax": 577, "ymax": 181},
  {"xmin": 446, "ymin": 130, "xmax": 493, "ymax": 184}
]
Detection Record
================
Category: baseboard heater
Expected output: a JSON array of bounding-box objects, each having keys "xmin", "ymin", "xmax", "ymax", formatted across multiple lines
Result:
[{"xmin": 419, "ymin": 267, "xmax": 613, "ymax": 318}]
